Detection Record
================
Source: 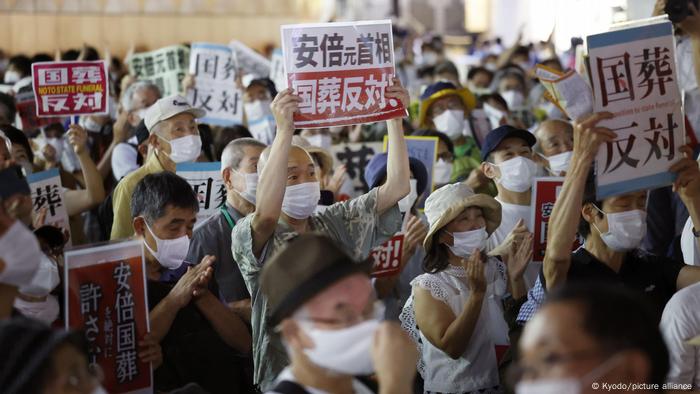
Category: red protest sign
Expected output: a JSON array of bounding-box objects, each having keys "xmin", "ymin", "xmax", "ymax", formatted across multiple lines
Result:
[
  {"xmin": 531, "ymin": 177, "xmax": 582, "ymax": 262},
  {"xmin": 370, "ymin": 234, "xmax": 405, "ymax": 277},
  {"xmin": 32, "ymin": 60, "xmax": 109, "ymax": 117},
  {"xmin": 281, "ymin": 20, "xmax": 406, "ymax": 128},
  {"xmin": 65, "ymin": 241, "xmax": 152, "ymax": 394}
]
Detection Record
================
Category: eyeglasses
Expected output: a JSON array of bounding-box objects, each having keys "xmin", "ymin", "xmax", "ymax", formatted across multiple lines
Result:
[{"xmin": 296, "ymin": 300, "xmax": 385, "ymax": 329}]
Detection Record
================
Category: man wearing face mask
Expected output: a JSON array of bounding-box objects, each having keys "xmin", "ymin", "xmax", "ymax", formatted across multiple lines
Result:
[
  {"xmin": 0, "ymin": 168, "xmax": 42, "ymax": 320},
  {"xmin": 411, "ymin": 129, "xmax": 456, "ymax": 188},
  {"xmin": 110, "ymin": 94, "xmax": 204, "ymax": 240},
  {"xmin": 131, "ymin": 172, "xmax": 254, "ymax": 393},
  {"xmin": 419, "ymin": 81, "xmax": 493, "ymax": 193},
  {"xmin": 244, "ymin": 78, "xmax": 278, "ymax": 145},
  {"xmin": 186, "ymin": 137, "xmax": 266, "ymax": 320},
  {"xmin": 232, "ymin": 79, "xmax": 411, "ymax": 390},
  {"xmin": 515, "ymin": 283, "xmax": 669, "ymax": 394},
  {"xmin": 261, "ymin": 234, "xmax": 419, "ymax": 394},
  {"xmin": 299, "ymin": 128, "xmax": 333, "ymax": 151},
  {"xmin": 533, "ymin": 119, "xmax": 574, "ymax": 176},
  {"xmin": 480, "ymin": 125, "xmax": 539, "ymax": 286},
  {"xmin": 517, "ymin": 112, "xmax": 700, "ymax": 326}
]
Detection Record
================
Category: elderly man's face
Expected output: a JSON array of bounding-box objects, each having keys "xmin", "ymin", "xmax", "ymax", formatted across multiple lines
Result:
[
  {"xmin": 537, "ymin": 120, "xmax": 574, "ymax": 157},
  {"xmin": 286, "ymin": 146, "xmax": 318, "ymax": 187}
]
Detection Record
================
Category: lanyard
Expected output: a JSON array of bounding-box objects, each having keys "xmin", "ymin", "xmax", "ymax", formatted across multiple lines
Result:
[{"xmin": 220, "ymin": 206, "xmax": 235, "ymax": 229}]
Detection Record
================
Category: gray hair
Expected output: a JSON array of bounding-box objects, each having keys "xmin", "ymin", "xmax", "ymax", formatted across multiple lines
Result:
[
  {"xmin": 220, "ymin": 138, "xmax": 267, "ymax": 173},
  {"xmin": 533, "ymin": 119, "xmax": 573, "ymax": 155},
  {"xmin": 120, "ymin": 80, "xmax": 161, "ymax": 112}
]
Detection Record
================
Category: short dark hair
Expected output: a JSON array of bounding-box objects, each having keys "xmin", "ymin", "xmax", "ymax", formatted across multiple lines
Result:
[
  {"xmin": 61, "ymin": 49, "xmax": 80, "ymax": 61},
  {"xmin": 467, "ymin": 66, "xmax": 494, "ymax": 83},
  {"xmin": 480, "ymin": 93, "xmax": 508, "ymax": 112},
  {"xmin": 435, "ymin": 61, "xmax": 459, "ymax": 79},
  {"xmin": 130, "ymin": 172, "xmax": 199, "ymax": 225},
  {"xmin": 0, "ymin": 124, "xmax": 32, "ymax": 162},
  {"xmin": 247, "ymin": 78, "xmax": 278, "ymax": 99},
  {"xmin": 30, "ymin": 53, "xmax": 53, "ymax": 64},
  {"xmin": 8, "ymin": 55, "xmax": 31, "ymax": 77},
  {"xmin": 411, "ymin": 129, "xmax": 454, "ymax": 155},
  {"xmin": 0, "ymin": 93, "xmax": 16, "ymax": 123},
  {"xmin": 214, "ymin": 125, "xmax": 253, "ymax": 159},
  {"xmin": 197, "ymin": 123, "xmax": 214, "ymax": 162},
  {"xmin": 546, "ymin": 283, "xmax": 669, "ymax": 389},
  {"xmin": 578, "ymin": 171, "xmax": 603, "ymax": 238}
]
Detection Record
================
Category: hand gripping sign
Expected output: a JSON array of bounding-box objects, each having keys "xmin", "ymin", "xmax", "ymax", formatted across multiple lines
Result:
[{"xmin": 281, "ymin": 20, "xmax": 406, "ymax": 128}]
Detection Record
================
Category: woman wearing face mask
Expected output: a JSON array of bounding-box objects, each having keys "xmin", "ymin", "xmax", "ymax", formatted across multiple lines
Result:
[
  {"xmin": 400, "ymin": 183, "xmax": 532, "ymax": 394},
  {"xmin": 244, "ymin": 78, "xmax": 278, "ymax": 145},
  {"xmin": 419, "ymin": 82, "xmax": 495, "ymax": 195}
]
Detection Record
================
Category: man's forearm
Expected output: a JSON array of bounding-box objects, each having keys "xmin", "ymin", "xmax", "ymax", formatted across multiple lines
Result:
[
  {"xmin": 195, "ymin": 291, "xmax": 252, "ymax": 354},
  {"xmin": 377, "ymin": 118, "xmax": 410, "ymax": 213},
  {"xmin": 149, "ymin": 294, "xmax": 181, "ymax": 343}
]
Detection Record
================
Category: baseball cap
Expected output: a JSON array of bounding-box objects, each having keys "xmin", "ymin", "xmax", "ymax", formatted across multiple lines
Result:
[
  {"xmin": 364, "ymin": 153, "xmax": 429, "ymax": 196},
  {"xmin": 260, "ymin": 234, "xmax": 371, "ymax": 325},
  {"xmin": 144, "ymin": 94, "xmax": 205, "ymax": 133},
  {"xmin": 480, "ymin": 124, "xmax": 536, "ymax": 161}
]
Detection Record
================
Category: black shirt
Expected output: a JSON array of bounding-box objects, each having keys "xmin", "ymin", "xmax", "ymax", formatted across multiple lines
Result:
[
  {"xmin": 147, "ymin": 280, "xmax": 253, "ymax": 394},
  {"xmin": 542, "ymin": 248, "xmax": 685, "ymax": 321}
]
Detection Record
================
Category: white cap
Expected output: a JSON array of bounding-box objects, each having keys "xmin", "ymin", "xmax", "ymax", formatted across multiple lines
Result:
[{"xmin": 144, "ymin": 94, "xmax": 205, "ymax": 133}]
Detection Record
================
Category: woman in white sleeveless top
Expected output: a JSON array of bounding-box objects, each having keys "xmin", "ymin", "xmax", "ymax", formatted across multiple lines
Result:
[{"xmin": 400, "ymin": 183, "xmax": 532, "ymax": 394}]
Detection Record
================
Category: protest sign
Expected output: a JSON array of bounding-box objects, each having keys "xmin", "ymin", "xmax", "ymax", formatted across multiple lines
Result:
[
  {"xmin": 587, "ymin": 19, "xmax": 684, "ymax": 199},
  {"xmin": 370, "ymin": 234, "xmax": 405, "ymax": 277},
  {"xmin": 128, "ymin": 45, "xmax": 189, "ymax": 97},
  {"xmin": 330, "ymin": 141, "xmax": 383, "ymax": 198},
  {"xmin": 531, "ymin": 177, "xmax": 582, "ymax": 262},
  {"xmin": 31, "ymin": 60, "xmax": 109, "ymax": 117},
  {"xmin": 535, "ymin": 64, "xmax": 593, "ymax": 121},
  {"xmin": 27, "ymin": 168, "xmax": 71, "ymax": 245},
  {"xmin": 65, "ymin": 240, "xmax": 151, "ymax": 394},
  {"xmin": 176, "ymin": 162, "xmax": 226, "ymax": 226},
  {"xmin": 15, "ymin": 91, "xmax": 63, "ymax": 132},
  {"xmin": 269, "ymin": 48, "xmax": 287, "ymax": 92},
  {"xmin": 186, "ymin": 43, "xmax": 243, "ymax": 126},
  {"xmin": 280, "ymin": 19, "xmax": 406, "ymax": 128},
  {"xmin": 229, "ymin": 40, "xmax": 271, "ymax": 78},
  {"xmin": 383, "ymin": 135, "xmax": 438, "ymax": 209}
]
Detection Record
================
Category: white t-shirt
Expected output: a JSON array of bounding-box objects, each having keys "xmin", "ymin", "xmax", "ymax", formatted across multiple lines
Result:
[
  {"xmin": 266, "ymin": 367, "xmax": 374, "ymax": 394},
  {"xmin": 677, "ymin": 36, "xmax": 700, "ymax": 136},
  {"xmin": 681, "ymin": 217, "xmax": 700, "ymax": 266},
  {"xmin": 486, "ymin": 198, "xmax": 539, "ymax": 288},
  {"xmin": 111, "ymin": 142, "xmax": 139, "ymax": 180},
  {"xmin": 660, "ymin": 281, "xmax": 700, "ymax": 388}
]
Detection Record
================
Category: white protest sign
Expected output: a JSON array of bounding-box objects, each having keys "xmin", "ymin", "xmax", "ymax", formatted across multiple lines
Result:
[
  {"xmin": 280, "ymin": 19, "xmax": 405, "ymax": 128},
  {"xmin": 229, "ymin": 40, "xmax": 271, "ymax": 78},
  {"xmin": 176, "ymin": 162, "xmax": 226, "ymax": 226},
  {"xmin": 269, "ymin": 48, "xmax": 287, "ymax": 92},
  {"xmin": 587, "ymin": 19, "xmax": 684, "ymax": 199},
  {"xmin": 330, "ymin": 141, "xmax": 383, "ymax": 199},
  {"xmin": 187, "ymin": 43, "xmax": 243, "ymax": 126},
  {"xmin": 27, "ymin": 168, "xmax": 71, "ymax": 245},
  {"xmin": 127, "ymin": 45, "xmax": 189, "ymax": 97}
]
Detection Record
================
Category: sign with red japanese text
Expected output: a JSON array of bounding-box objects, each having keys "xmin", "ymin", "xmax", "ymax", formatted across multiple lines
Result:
[
  {"xmin": 587, "ymin": 19, "xmax": 684, "ymax": 199},
  {"xmin": 27, "ymin": 168, "xmax": 71, "ymax": 246},
  {"xmin": 127, "ymin": 45, "xmax": 189, "ymax": 97},
  {"xmin": 176, "ymin": 162, "xmax": 226, "ymax": 227},
  {"xmin": 186, "ymin": 43, "xmax": 243, "ymax": 126},
  {"xmin": 383, "ymin": 135, "xmax": 438, "ymax": 209},
  {"xmin": 31, "ymin": 61, "xmax": 109, "ymax": 117},
  {"xmin": 330, "ymin": 141, "xmax": 383, "ymax": 198},
  {"xmin": 15, "ymin": 91, "xmax": 64, "ymax": 132},
  {"xmin": 65, "ymin": 240, "xmax": 151, "ymax": 394},
  {"xmin": 281, "ymin": 20, "xmax": 405, "ymax": 128},
  {"xmin": 370, "ymin": 234, "xmax": 404, "ymax": 277},
  {"xmin": 530, "ymin": 177, "xmax": 582, "ymax": 262}
]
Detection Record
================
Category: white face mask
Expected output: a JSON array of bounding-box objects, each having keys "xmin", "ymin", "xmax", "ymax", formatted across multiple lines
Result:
[
  {"xmin": 421, "ymin": 52, "xmax": 438, "ymax": 66},
  {"xmin": 501, "ymin": 89, "xmax": 526, "ymax": 110},
  {"xmin": 448, "ymin": 227, "xmax": 488, "ymax": 258},
  {"xmin": 282, "ymin": 181, "xmax": 321, "ymax": 219},
  {"xmin": 515, "ymin": 353, "xmax": 624, "ymax": 394},
  {"xmin": 546, "ymin": 151, "xmax": 573, "ymax": 176},
  {"xmin": 483, "ymin": 102, "xmax": 507, "ymax": 130},
  {"xmin": 143, "ymin": 221, "xmax": 189, "ymax": 270},
  {"xmin": 163, "ymin": 134, "xmax": 202, "ymax": 163},
  {"xmin": 80, "ymin": 116, "xmax": 102, "ymax": 133},
  {"xmin": 18, "ymin": 159, "xmax": 33, "ymax": 176},
  {"xmin": 432, "ymin": 109, "xmax": 465, "ymax": 140},
  {"xmin": 306, "ymin": 134, "xmax": 332, "ymax": 151},
  {"xmin": 398, "ymin": 179, "xmax": 418, "ymax": 213},
  {"xmin": 14, "ymin": 294, "xmax": 59, "ymax": 325},
  {"xmin": 46, "ymin": 137, "xmax": 64, "ymax": 160},
  {"xmin": 244, "ymin": 99, "xmax": 273, "ymax": 121},
  {"xmin": 300, "ymin": 317, "xmax": 381, "ymax": 376},
  {"xmin": 3, "ymin": 70, "xmax": 20, "ymax": 84},
  {"xmin": 434, "ymin": 159, "xmax": 453, "ymax": 184},
  {"xmin": 236, "ymin": 171, "xmax": 258, "ymax": 205},
  {"xmin": 0, "ymin": 221, "xmax": 42, "ymax": 287},
  {"xmin": 592, "ymin": 207, "xmax": 647, "ymax": 252},
  {"xmin": 495, "ymin": 156, "xmax": 537, "ymax": 193},
  {"xmin": 19, "ymin": 253, "xmax": 60, "ymax": 297},
  {"xmin": 468, "ymin": 83, "xmax": 492, "ymax": 96}
]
